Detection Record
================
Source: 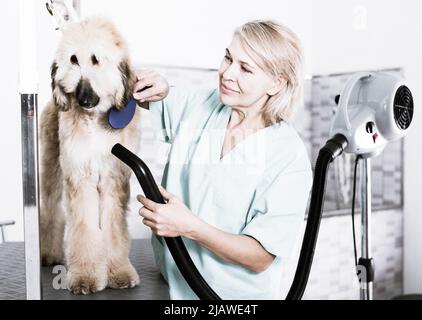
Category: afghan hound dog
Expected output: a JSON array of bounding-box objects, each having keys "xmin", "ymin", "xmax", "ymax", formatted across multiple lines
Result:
[{"xmin": 39, "ymin": 17, "xmax": 141, "ymax": 295}]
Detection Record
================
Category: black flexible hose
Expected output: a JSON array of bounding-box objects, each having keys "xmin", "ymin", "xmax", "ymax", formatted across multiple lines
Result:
[
  {"xmin": 112, "ymin": 143, "xmax": 221, "ymax": 300},
  {"xmin": 285, "ymin": 134, "xmax": 348, "ymax": 300}
]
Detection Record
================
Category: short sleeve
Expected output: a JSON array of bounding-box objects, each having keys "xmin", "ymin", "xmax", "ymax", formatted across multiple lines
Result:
[
  {"xmin": 241, "ymin": 153, "xmax": 313, "ymax": 260},
  {"xmin": 148, "ymin": 86, "xmax": 218, "ymax": 144}
]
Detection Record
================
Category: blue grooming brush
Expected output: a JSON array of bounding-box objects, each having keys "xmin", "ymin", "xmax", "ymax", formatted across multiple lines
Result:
[
  {"xmin": 108, "ymin": 86, "xmax": 152, "ymax": 129},
  {"xmin": 108, "ymin": 98, "xmax": 137, "ymax": 129}
]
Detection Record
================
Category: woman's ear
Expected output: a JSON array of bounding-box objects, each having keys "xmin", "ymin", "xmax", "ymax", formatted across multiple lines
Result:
[
  {"xmin": 267, "ymin": 75, "xmax": 287, "ymax": 96},
  {"xmin": 116, "ymin": 60, "xmax": 137, "ymax": 110},
  {"xmin": 51, "ymin": 62, "xmax": 71, "ymax": 111}
]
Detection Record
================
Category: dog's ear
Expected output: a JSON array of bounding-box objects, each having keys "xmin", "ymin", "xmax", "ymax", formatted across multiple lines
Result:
[
  {"xmin": 116, "ymin": 60, "xmax": 137, "ymax": 110},
  {"xmin": 51, "ymin": 62, "xmax": 71, "ymax": 112}
]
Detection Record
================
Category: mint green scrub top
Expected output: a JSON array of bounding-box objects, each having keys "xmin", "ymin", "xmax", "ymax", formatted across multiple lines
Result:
[{"xmin": 148, "ymin": 86, "xmax": 313, "ymax": 300}]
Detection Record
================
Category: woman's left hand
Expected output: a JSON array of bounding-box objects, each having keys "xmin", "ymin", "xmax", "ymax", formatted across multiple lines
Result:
[{"xmin": 137, "ymin": 186, "xmax": 201, "ymax": 238}]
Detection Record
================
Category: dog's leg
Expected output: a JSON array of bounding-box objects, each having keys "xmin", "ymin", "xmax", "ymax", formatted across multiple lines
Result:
[
  {"xmin": 40, "ymin": 181, "xmax": 65, "ymax": 266},
  {"xmin": 100, "ymin": 173, "xmax": 140, "ymax": 289},
  {"xmin": 64, "ymin": 176, "xmax": 108, "ymax": 295},
  {"xmin": 39, "ymin": 103, "xmax": 65, "ymax": 266}
]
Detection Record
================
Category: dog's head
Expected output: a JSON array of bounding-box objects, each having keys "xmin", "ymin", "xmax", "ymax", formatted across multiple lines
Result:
[{"xmin": 51, "ymin": 17, "xmax": 136, "ymax": 113}]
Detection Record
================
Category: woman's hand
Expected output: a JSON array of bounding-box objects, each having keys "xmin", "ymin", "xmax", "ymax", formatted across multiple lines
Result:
[
  {"xmin": 133, "ymin": 69, "xmax": 169, "ymax": 106},
  {"xmin": 138, "ymin": 187, "xmax": 274, "ymax": 272},
  {"xmin": 137, "ymin": 186, "xmax": 202, "ymax": 238}
]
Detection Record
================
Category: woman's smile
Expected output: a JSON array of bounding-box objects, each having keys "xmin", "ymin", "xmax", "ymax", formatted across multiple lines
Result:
[{"xmin": 220, "ymin": 83, "xmax": 239, "ymax": 95}]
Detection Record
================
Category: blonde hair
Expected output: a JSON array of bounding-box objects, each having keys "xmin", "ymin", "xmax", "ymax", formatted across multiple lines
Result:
[{"xmin": 235, "ymin": 20, "xmax": 304, "ymax": 125}]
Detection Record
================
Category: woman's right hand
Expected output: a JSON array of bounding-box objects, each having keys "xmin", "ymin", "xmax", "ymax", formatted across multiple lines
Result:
[{"xmin": 133, "ymin": 70, "xmax": 169, "ymax": 107}]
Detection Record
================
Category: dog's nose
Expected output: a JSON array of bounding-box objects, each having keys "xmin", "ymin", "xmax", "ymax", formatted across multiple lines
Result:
[{"xmin": 75, "ymin": 79, "xmax": 100, "ymax": 109}]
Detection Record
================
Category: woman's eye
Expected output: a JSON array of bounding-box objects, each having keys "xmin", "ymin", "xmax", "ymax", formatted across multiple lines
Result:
[
  {"xmin": 70, "ymin": 55, "xmax": 79, "ymax": 65},
  {"xmin": 241, "ymin": 66, "xmax": 252, "ymax": 74},
  {"xmin": 224, "ymin": 55, "xmax": 232, "ymax": 62}
]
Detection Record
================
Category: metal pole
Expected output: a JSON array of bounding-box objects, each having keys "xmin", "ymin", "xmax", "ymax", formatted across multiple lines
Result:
[
  {"xmin": 1, "ymin": 227, "xmax": 5, "ymax": 243},
  {"xmin": 359, "ymin": 158, "xmax": 373, "ymax": 300},
  {"xmin": 19, "ymin": 0, "xmax": 41, "ymax": 300},
  {"xmin": 20, "ymin": 94, "xmax": 42, "ymax": 300}
]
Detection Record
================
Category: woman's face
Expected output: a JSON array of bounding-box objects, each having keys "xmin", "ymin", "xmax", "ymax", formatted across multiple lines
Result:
[{"xmin": 218, "ymin": 35, "xmax": 279, "ymax": 112}]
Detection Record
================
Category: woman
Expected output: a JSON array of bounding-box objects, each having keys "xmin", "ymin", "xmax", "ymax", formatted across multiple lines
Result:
[{"xmin": 134, "ymin": 20, "xmax": 313, "ymax": 299}]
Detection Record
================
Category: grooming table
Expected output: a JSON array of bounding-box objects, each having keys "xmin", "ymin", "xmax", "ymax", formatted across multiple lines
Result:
[{"xmin": 0, "ymin": 239, "xmax": 169, "ymax": 300}]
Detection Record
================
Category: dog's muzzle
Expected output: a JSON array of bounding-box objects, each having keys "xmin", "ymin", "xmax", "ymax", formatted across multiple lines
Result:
[{"xmin": 75, "ymin": 79, "xmax": 100, "ymax": 109}]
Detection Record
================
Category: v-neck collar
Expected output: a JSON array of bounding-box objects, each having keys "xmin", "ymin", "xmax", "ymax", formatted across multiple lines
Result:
[{"xmin": 217, "ymin": 105, "xmax": 282, "ymax": 163}]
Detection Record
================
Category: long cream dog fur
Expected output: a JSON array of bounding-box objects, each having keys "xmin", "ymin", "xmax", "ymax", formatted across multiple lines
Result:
[{"xmin": 39, "ymin": 17, "xmax": 141, "ymax": 295}]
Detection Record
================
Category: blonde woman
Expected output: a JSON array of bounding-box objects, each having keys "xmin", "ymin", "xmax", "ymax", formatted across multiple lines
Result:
[{"xmin": 134, "ymin": 20, "xmax": 313, "ymax": 299}]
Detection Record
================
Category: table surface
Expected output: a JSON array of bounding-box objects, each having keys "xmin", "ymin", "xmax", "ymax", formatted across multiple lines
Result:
[{"xmin": 0, "ymin": 239, "xmax": 169, "ymax": 300}]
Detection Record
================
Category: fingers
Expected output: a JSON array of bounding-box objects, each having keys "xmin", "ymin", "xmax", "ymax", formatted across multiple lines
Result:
[
  {"xmin": 133, "ymin": 87, "xmax": 161, "ymax": 102},
  {"xmin": 158, "ymin": 185, "xmax": 174, "ymax": 202},
  {"xmin": 137, "ymin": 194, "xmax": 160, "ymax": 211},
  {"xmin": 139, "ymin": 205, "xmax": 158, "ymax": 232},
  {"xmin": 138, "ymin": 206, "xmax": 154, "ymax": 220},
  {"xmin": 142, "ymin": 218, "xmax": 155, "ymax": 230},
  {"xmin": 133, "ymin": 70, "xmax": 168, "ymax": 102},
  {"xmin": 133, "ymin": 75, "xmax": 154, "ymax": 94}
]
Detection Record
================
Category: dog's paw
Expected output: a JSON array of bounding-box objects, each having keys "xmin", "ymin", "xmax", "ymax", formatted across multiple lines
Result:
[
  {"xmin": 108, "ymin": 264, "xmax": 140, "ymax": 289},
  {"xmin": 67, "ymin": 271, "xmax": 107, "ymax": 295}
]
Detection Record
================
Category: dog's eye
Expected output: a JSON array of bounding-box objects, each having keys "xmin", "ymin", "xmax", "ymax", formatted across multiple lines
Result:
[
  {"xmin": 91, "ymin": 55, "xmax": 99, "ymax": 65},
  {"xmin": 70, "ymin": 55, "xmax": 79, "ymax": 65}
]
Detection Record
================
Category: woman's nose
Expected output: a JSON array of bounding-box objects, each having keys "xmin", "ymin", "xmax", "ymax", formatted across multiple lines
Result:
[{"xmin": 222, "ymin": 64, "xmax": 237, "ymax": 82}]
